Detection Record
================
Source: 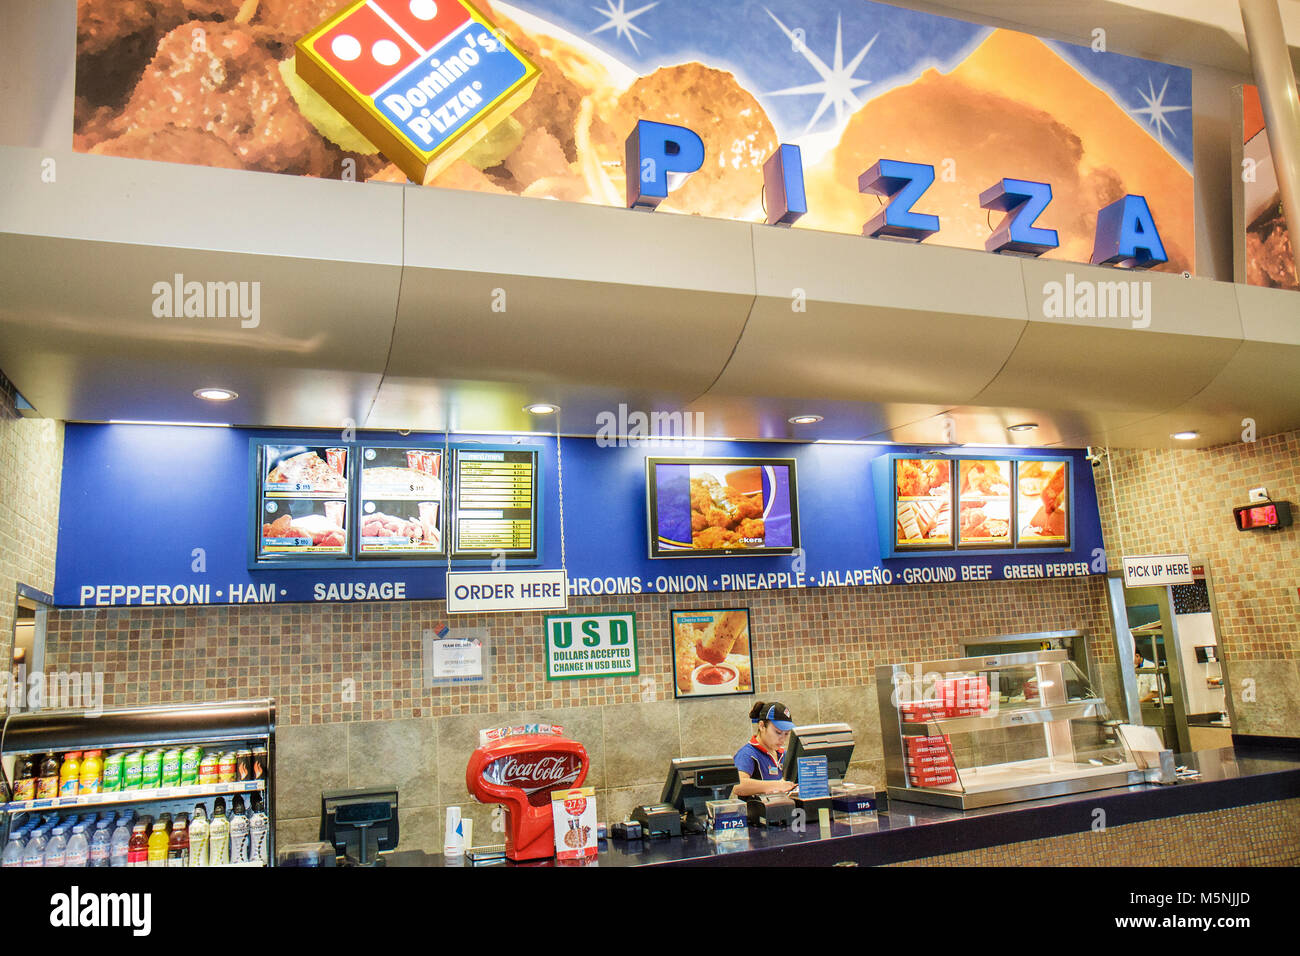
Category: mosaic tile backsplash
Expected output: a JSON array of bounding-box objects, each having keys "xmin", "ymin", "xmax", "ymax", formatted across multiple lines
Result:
[{"xmin": 45, "ymin": 577, "xmax": 1115, "ymax": 724}]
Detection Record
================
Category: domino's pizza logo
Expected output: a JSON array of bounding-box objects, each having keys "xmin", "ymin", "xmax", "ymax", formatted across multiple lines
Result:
[{"xmin": 303, "ymin": 0, "xmax": 531, "ymax": 157}]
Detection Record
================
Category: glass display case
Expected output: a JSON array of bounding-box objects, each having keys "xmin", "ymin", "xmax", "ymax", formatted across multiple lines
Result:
[{"xmin": 877, "ymin": 650, "xmax": 1144, "ymax": 809}]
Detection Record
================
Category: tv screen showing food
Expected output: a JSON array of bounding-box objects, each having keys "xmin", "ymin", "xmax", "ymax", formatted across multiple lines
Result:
[
  {"xmin": 1016, "ymin": 460, "xmax": 1070, "ymax": 546},
  {"xmin": 894, "ymin": 458, "xmax": 953, "ymax": 550},
  {"xmin": 358, "ymin": 447, "xmax": 445, "ymax": 556},
  {"xmin": 957, "ymin": 459, "xmax": 1012, "ymax": 547},
  {"xmin": 647, "ymin": 458, "xmax": 798, "ymax": 557},
  {"xmin": 257, "ymin": 444, "xmax": 351, "ymax": 559}
]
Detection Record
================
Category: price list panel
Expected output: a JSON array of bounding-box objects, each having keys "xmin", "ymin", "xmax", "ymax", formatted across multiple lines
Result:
[{"xmin": 451, "ymin": 449, "xmax": 539, "ymax": 560}]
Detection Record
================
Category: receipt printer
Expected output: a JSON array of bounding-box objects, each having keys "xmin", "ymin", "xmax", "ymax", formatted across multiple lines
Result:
[
  {"xmin": 632, "ymin": 803, "xmax": 682, "ymax": 838},
  {"xmin": 746, "ymin": 793, "xmax": 796, "ymax": 827}
]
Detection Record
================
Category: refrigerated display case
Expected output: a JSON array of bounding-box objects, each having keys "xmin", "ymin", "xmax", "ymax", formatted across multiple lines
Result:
[
  {"xmin": 1, "ymin": 699, "xmax": 276, "ymax": 865},
  {"xmin": 877, "ymin": 651, "xmax": 1143, "ymax": 809}
]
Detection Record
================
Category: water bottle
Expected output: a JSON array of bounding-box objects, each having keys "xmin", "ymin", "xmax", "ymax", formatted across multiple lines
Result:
[
  {"xmin": 44, "ymin": 825, "xmax": 68, "ymax": 867},
  {"xmin": 110, "ymin": 814, "xmax": 133, "ymax": 867},
  {"xmin": 65, "ymin": 823, "xmax": 90, "ymax": 867},
  {"xmin": 2, "ymin": 831, "xmax": 24, "ymax": 868},
  {"xmin": 90, "ymin": 819, "xmax": 113, "ymax": 867},
  {"xmin": 22, "ymin": 827, "xmax": 48, "ymax": 867}
]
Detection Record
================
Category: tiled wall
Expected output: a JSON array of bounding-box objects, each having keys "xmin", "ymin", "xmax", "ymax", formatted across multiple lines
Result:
[
  {"xmin": 0, "ymin": 368, "xmax": 63, "ymax": 641},
  {"xmin": 1094, "ymin": 431, "xmax": 1300, "ymax": 736},
  {"xmin": 45, "ymin": 577, "xmax": 1117, "ymax": 852},
  {"xmin": 891, "ymin": 797, "xmax": 1300, "ymax": 866}
]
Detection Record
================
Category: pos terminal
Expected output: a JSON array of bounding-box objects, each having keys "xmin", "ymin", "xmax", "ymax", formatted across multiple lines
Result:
[
  {"xmin": 637, "ymin": 756, "xmax": 741, "ymax": 836},
  {"xmin": 783, "ymin": 723, "xmax": 856, "ymax": 819}
]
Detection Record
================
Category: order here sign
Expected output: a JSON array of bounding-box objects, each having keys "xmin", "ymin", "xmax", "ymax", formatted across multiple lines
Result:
[
  {"xmin": 1121, "ymin": 554, "xmax": 1194, "ymax": 588},
  {"xmin": 446, "ymin": 570, "xmax": 568, "ymax": 613}
]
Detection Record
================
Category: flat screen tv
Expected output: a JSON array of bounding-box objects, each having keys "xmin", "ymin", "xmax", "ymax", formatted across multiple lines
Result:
[{"xmin": 646, "ymin": 457, "xmax": 799, "ymax": 558}]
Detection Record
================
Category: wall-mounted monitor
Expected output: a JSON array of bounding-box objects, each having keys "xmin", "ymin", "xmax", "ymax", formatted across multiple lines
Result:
[
  {"xmin": 449, "ymin": 448, "xmax": 539, "ymax": 561},
  {"xmin": 646, "ymin": 458, "xmax": 799, "ymax": 558}
]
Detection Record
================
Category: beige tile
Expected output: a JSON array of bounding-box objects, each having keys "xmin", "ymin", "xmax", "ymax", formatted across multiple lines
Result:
[
  {"xmin": 817, "ymin": 683, "xmax": 881, "ymax": 763},
  {"xmin": 395, "ymin": 805, "xmax": 443, "ymax": 857},
  {"xmin": 677, "ymin": 695, "xmax": 749, "ymax": 758},
  {"xmin": 602, "ymin": 784, "xmax": 667, "ymax": 825},
  {"xmin": 275, "ymin": 816, "xmax": 323, "ymax": 853},
  {"xmin": 602, "ymin": 700, "xmax": 681, "ymax": 787},
  {"xmin": 1229, "ymin": 659, "xmax": 1300, "ymax": 737},
  {"xmin": 277, "ymin": 723, "xmax": 349, "ymax": 820},
  {"xmin": 347, "ymin": 718, "xmax": 437, "ymax": 807}
]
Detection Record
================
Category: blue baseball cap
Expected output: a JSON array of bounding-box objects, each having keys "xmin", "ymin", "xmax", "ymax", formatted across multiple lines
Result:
[{"xmin": 762, "ymin": 703, "xmax": 795, "ymax": 733}]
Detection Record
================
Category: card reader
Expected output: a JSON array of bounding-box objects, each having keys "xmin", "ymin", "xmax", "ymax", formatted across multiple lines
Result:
[
  {"xmin": 745, "ymin": 793, "xmax": 795, "ymax": 827},
  {"xmin": 632, "ymin": 803, "xmax": 683, "ymax": 838}
]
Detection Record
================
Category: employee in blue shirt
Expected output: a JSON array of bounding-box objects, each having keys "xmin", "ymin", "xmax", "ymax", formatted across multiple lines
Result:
[{"xmin": 733, "ymin": 701, "xmax": 797, "ymax": 797}]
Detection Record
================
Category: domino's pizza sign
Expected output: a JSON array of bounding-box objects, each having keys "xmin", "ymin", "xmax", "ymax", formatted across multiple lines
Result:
[{"xmin": 297, "ymin": 0, "xmax": 539, "ymax": 184}]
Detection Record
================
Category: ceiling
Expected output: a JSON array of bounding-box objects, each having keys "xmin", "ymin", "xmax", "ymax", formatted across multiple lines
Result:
[{"xmin": 1, "ymin": 145, "xmax": 1298, "ymax": 451}]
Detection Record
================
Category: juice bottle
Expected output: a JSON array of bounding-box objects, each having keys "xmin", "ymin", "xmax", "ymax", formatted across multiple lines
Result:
[
  {"xmin": 79, "ymin": 750, "xmax": 104, "ymax": 795},
  {"xmin": 13, "ymin": 755, "xmax": 37, "ymax": 802},
  {"xmin": 188, "ymin": 805, "xmax": 209, "ymax": 867},
  {"xmin": 208, "ymin": 797, "xmax": 230, "ymax": 866},
  {"xmin": 59, "ymin": 752, "xmax": 82, "ymax": 797},
  {"xmin": 101, "ymin": 752, "xmax": 124, "ymax": 792},
  {"xmin": 168, "ymin": 814, "xmax": 189, "ymax": 867},
  {"xmin": 147, "ymin": 820, "xmax": 169, "ymax": 866},
  {"xmin": 127, "ymin": 821, "xmax": 149, "ymax": 867},
  {"xmin": 36, "ymin": 753, "xmax": 60, "ymax": 799}
]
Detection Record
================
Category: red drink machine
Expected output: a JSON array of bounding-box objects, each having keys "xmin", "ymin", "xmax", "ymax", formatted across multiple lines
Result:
[{"xmin": 466, "ymin": 732, "xmax": 589, "ymax": 862}]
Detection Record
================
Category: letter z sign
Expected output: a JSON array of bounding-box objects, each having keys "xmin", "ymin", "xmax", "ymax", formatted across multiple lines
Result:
[{"xmin": 296, "ymin": 0, "xmax": 540, "ymax": 185}]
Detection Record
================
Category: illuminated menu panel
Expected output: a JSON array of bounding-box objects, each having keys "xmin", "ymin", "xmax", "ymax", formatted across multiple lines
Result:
[
  {"xmin": 452, "ymin": 449, "xmax": 538, "ymax": 560},
  {"xmin": 256, "ymin": 443, "xmax": 351, "ymax": 560}
]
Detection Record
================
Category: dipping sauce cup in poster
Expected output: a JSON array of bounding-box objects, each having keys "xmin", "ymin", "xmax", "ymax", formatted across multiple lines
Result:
[{"xmin": 466, "ymin": 734, "xmax": 589, "ymax": 862}]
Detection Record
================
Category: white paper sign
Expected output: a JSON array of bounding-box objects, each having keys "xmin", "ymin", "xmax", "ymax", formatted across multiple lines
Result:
[
  {"xmin": 1122, "ymin": 554, "xmax": 1194, "ymax": 588},
  {"xmin": 446, "ymin": 570, "xmax": 568, "ymax": 613}
]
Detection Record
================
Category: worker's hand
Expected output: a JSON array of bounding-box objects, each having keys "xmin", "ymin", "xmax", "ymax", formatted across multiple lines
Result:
[{"xmin": 774, "ymin": 780, "xmax": 795, "ymax": 794}]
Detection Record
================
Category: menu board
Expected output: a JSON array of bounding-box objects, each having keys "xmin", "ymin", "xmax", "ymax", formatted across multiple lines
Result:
[
  {"xmin": 257, "ymin": 444, "xmax": 350, "ymax": 558},
  {"xmin": 894, "ymin": 459, "xmax": 952, "ymax": 550},
  {"xmin": 1016, "ymin": 460, "xmax": 1070, "ymax": 546},
  {"xmin": 957, "ymin": 460, "xmax": 1012, "ymax": 547},
  {"xmin": 647, "ymin": 458, "xmax": 798, "ymax": 557},
  {"xmin": 358, "ymin": 447, "xmax": 445, "ymax": 556},
  {"xmin": 451, "ymin": 449, "xmax": 538, "ymax": 560}
]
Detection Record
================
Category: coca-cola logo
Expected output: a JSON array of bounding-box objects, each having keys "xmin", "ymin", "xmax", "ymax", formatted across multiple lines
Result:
[{"xmin": 482, "ymin": 751, "xmax": 582, "ymax": 795}]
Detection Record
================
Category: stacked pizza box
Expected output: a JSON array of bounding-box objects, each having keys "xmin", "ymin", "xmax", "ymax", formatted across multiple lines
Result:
[{"xmin": 903, "ymin": 734, "xmax": 957, "ymax": 787}]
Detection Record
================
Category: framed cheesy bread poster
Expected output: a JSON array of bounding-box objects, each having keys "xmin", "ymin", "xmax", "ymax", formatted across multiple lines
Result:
[{"xmin": 671, "ymin": 608, "xmax": 754, "ymax": 699}]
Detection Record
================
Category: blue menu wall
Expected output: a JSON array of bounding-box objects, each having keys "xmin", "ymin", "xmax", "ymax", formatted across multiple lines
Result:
[{"xmin": 54, "ymin": 424, "xmax": 1106, "ymax": 607}]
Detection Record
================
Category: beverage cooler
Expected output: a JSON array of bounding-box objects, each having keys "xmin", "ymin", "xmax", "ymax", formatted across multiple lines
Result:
[{"xmin": 1, "ymin": 699, "xmax": 276, "ymax": 867}]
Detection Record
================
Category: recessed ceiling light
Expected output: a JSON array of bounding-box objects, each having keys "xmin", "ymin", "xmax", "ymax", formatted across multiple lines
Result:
[
  {"xmin": 1007, "ymin": 422, "xmax": 1038, "ymax": 432},
  {"xmin": 524, "ymin": 403, "xmax": 558, "ymax": 415},
  {"xmin": 1171, "ymin": 431, "xmax": 1199, "ymax": 440},
  {"xmin": 788, "ymin": 415, "xmax": 823, "ymax": 425},
  {"xmin": 193, "ymin": 387, "xmax": 238, "ymax": 402}
]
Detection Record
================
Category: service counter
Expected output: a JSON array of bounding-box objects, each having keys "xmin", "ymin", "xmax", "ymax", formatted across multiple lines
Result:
[{"xmin": 388, "ymin": 743, "xmax": 1300, "ymax": 867}]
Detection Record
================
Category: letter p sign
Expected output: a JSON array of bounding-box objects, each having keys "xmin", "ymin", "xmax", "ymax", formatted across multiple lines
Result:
[{"xmin": 626, "ymin": 119, "xmax": 705, "ymax": 210}]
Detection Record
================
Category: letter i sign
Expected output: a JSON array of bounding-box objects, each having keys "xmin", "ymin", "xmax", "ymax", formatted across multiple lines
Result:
[{"xmin": 296, "ymin": 0, "xmax": 539, "ymax": 184}]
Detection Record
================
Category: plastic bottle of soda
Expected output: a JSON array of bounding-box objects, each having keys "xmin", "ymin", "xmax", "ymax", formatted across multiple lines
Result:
[
  {"xmin": 22, "ymin": 827, "xmax": 48, "ymax": 867},
  {"xmin": 65, "ymin": 823, "xmax": 90, "ymax": 867},
  {"xmin": 147, "ymin": 819, "xmax": 169, "ymax": 866},
  {"xmin": 208, "ymin": 797, "xmax": 230, "ymax": 866},
  {"xmin": 44, "ymin": 825, "xmax": 68, "ymax": 867},
  {"xmin": 127, "ymin": 821, "xmax": 149, "ymax": 867},
  {"xmin": 188, "ymin": 804, "xmax": 210, "ymax": 867},
  {"xmin": 168, "ymin": 813, "xmax": 189, "ymax": 867},
  {"xmin": 36, "ymin": 753, "xmax": 60, "ymax": 799},
  {"xmin": 89, "ymin": 818, "xmax": 113, "ymax": 867},
  {"xmin": 59, "ymin": 753, "xmax": 81, "ymax": 797},
  {"xmin": 249, "ymin": 794, "xmax": 269, "ymax": 865},
  {"xmin": 229, "ymin": 795, "xmax": 249, "ymax": 864}
]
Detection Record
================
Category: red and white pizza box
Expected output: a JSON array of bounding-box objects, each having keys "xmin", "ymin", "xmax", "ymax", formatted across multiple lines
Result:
[
  {"xmin": 900, "ymin": 703, "xmax": 947, "ymax": 722},
  {"xmin": 552, "ymin": 787, "xmax": 597, "ymax": 860},
  {"xmin": 904, "ymin": 752, "xmax": 955, "ymax": 769},
  {"xmin": 909, "ymin": 768, "xmax": 959, "ymax": 786}
]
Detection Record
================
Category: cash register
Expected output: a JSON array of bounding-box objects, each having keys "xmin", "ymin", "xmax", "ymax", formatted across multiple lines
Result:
[
  {"xmin": 635, "ymin": 756, "xmax": 741, "ymax": 836},
  {"xmin": 782, "ymin": 723, "xmax": 856, "ymax": 819}
]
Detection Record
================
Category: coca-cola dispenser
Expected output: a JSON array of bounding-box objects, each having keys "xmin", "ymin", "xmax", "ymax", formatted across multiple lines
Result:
[{"xmin": 466, "ymin": 732, "xmax": 589, "ymax": 861}]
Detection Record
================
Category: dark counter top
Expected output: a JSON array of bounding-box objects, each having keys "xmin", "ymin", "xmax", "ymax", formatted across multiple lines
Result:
[{"xmin": 386, "ymin": 744, "xmax": 1300, "ymax": 868}]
